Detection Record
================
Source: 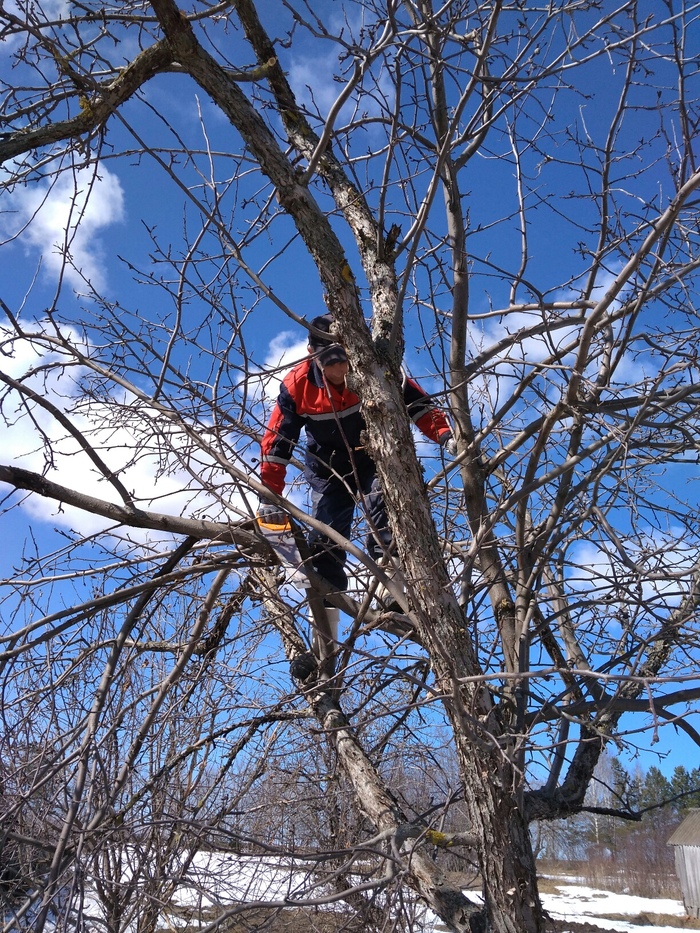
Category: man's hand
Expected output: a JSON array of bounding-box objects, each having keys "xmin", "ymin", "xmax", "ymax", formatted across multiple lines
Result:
[{"xmin": 256, "ymin": 500, "xmax": 289, "ymax": 527}]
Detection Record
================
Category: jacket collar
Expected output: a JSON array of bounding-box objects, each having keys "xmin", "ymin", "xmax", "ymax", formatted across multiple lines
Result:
[
  {"xmin": 308, "ymin": 358, "xmax": 325, "ymax": 387},
  {"xmin": 308, "ymin": 357, "xmax": 349, "ymax": 395}
]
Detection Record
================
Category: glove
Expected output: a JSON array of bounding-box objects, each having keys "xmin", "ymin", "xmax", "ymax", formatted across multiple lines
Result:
[
  {"xmin": 256, "ymin": 500, "xmax": 288, "ymax": 527},
  {"xmin": 441, "ymin": 433, "xmax": 458, "ymax": 457}
]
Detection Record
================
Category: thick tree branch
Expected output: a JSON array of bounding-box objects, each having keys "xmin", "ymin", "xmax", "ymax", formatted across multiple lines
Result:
[{"xmin": 0, "ymin": 42, "xmax": 174, "ymax": 165}]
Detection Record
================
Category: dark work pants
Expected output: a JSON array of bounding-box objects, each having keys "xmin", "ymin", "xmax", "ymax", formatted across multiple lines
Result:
[{"xmin": 307, "ymin": 473, "xmax": 391, "ymax": 592}]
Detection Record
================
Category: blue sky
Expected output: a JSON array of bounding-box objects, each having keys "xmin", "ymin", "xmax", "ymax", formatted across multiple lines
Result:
[{"xmin": 1, "ymin": 0, "xmax": 699, "ymax": 781}]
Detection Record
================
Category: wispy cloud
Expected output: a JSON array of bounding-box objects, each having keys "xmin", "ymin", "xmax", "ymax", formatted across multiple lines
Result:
[
  {"xmin": 2, "ymin": 164, "xmax": 125, "ymax": 291},
  {"xmin": 1, "ymin": 0, "xmax": 70, "ymax": 51},
  {"xmin": 287, "ymin": 6, "xmax": 395, "ymax": 126}
]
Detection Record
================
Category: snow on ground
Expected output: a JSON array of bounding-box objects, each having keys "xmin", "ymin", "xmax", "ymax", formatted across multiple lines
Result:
[
  {"xmin": 421, "ymin": 884, "xmax": 689, "ymax": 933},
  {"xmin": 541, "ymin": 883, "xmax": 688, "ymax": 933},
  {"xmin": 9, "ymin": 854, "xmax": 693, "ymax": 932},
  {"xmin": 172, "ymin": 852, "xmax": 322, "ymax": 908}
]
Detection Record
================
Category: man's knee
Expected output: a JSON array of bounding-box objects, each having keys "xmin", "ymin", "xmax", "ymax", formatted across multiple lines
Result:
[
  {"xmin": 364, "ymin": 481, "xmax": 392, "ymax": 558},
  {"xmin": 308, "ymin": 535, "xmax": 348, "ymax": 591}
]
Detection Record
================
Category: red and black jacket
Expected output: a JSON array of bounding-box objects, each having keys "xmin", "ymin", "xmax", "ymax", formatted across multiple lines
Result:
[{"xmin": 261, "ymin": 358, "xmax": 451, "ymax": 495}]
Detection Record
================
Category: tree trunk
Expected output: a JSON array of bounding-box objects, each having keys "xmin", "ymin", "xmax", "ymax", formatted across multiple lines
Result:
[
  {"xmin": 148, "ymin": 2, "xmax": 545, "ymax": 927},
  {"xmin": 257, "ymin": 570, "xmax": 484, "ymax": 932},
  {"xmin": 355, "ymin": 357, "xmax": 544, "ymax": 933}
]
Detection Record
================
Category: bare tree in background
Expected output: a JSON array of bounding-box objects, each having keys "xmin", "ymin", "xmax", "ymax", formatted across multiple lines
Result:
[{"xmin": 1, "ymin": 1, "xmax": 700, "ymax": 931}]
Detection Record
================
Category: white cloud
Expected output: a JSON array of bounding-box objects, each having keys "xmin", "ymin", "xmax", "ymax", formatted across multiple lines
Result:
[
  {"xmin": 253, "ymin": 332, "xmax": 308, "ymax": 410},
  {"xmin": 463, "ymin": 266, "xmax": 668, "ymax": 425},
  {"xmin": 3, "ymin": 404, "xmax": 220, "ymax": 538},
  {"xmin": 0, "ymin": 318, "xmax": 326, "ymax": 542},
  {"xmin": 288, "ymin": 53, "xmax": 344, "ymax": 118},
  {"xmin": 1, "ymin": 1, "xmax": 70, "ymax": 51},
  {"xmin": 2, "ymin": 164, "xmax": 125, "ymax": 290},
  {"xmin": 567, "ymin": 536, "xmax": 693, "ymax": 609},
  {"xmin": 287, "ymin": 7, "xmax": 395, "ymax": 126},
  {"xmin": 0, "ymin": 325, "xmax": 250, "ymax": 539}
]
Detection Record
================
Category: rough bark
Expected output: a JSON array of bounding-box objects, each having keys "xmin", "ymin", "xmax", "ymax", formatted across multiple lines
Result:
[{"xmin": 256, "ymin": 570, "xmax": 484, "ymax": 933}]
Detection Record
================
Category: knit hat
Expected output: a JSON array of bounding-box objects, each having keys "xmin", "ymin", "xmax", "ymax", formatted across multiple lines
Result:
[{"xmin": 308, "ymin": 314, "xmax": 348, "ymax": 366}]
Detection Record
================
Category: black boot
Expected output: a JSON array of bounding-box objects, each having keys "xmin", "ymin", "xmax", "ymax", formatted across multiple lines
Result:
[{"xmin": 290, "ymin": 651, "xmax": 317, "ymax": 683}]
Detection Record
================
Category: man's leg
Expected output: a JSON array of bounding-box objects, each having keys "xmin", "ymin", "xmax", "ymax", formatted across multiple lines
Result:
[
  {"xmin": 307, "ymin": 484, "xmax": 356, "ymax": 592},
  {"xmin": 361, "ymin": 473, "xmax": 405, "ymax": 612},
  {"xmin": 291, "ymin": 485, "xmax": 354, "ymax": 682},
  {"xmin": 362, "ymin": 473, "xmax": 392, "ymax": 562}
]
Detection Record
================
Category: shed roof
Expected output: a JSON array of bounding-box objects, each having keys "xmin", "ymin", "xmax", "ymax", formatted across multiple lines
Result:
[{"xmin": 667, "ymin": 809, "xmax": 700, "ymax": 846}]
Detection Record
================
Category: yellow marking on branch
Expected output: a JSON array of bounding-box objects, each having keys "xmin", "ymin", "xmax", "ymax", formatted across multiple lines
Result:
[{"xmin": 425, "ymin": 829, "xmax": 453, "ymax": 847}]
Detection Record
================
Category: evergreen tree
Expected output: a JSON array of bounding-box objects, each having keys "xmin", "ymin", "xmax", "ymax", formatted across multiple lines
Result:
[
  {"xmin": 639, "ymin": 767, "xmax": 672, "ymax": 814},
  {"xmin": 669, "ymin": 766, "xmax": 700, "ymax": 812}
]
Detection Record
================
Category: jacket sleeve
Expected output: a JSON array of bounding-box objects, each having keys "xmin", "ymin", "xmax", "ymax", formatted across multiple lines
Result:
[
  {"xmin": 402, "ymin": 375, "xmax": 452, "ymax": 443},
  {"xmin": 260, "ymin": 377, "xmax": 304, "ymax": 496}
]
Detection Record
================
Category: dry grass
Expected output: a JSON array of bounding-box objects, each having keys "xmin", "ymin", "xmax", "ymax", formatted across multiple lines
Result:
[
  {"xmin": 600, "ymin": 913, "xmax": 700, "ymax": 930},
  {"xmin": 537, "ymin": 875, "xmax": 700, "ymax": 930},
  {"xmin": 537, "ymin": 858, "xmax": 682, "ymax": 900},
  {"xmin": 537, "ymin": 876, "xmax": 574, "ymax": 895},
  {"xmin": 165, "ymin": 904, "xmax": 366, "ymax": 932}
]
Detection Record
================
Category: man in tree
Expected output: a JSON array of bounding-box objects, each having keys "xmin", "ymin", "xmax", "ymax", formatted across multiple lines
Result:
[{"xmin": 257, "ymin": 314, "xmax": 455, "ymax": 666}]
